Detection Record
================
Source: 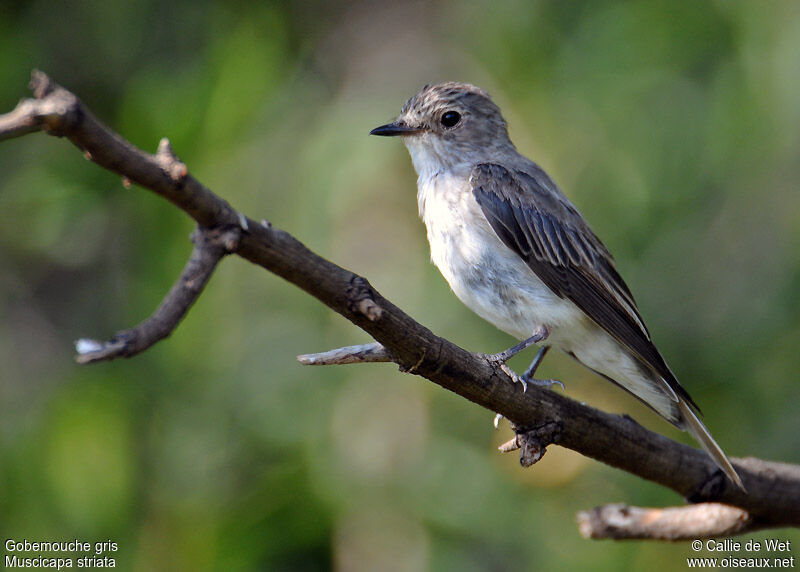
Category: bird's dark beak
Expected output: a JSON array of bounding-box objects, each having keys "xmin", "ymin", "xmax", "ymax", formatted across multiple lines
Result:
[{"xmin": 369, "ymin": 122, "xmax": 423, "ymax": 136}]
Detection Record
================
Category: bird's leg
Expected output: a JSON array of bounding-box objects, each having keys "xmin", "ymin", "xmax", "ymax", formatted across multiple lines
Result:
[
  {"xmin": 486, "ymin": 327, "xmax": 548, "ymax": 363},
  {"xmin": 522, "ymin": 345, "xmax": 549, "ymax": 378},
  {"xmin": 483, "ymin": 326, "xmax": 562, "ymax": 392},
  {"xmin": 491, "ymin": 334, "xmax": 560, "ymax": 426},
  {"xmin": 521, "ymin": 346, "xmax": 564, "ymax": 390}
]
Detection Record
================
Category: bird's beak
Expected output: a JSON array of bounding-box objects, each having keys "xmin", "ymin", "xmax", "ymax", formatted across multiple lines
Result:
[{"xmin": 369, "ymin": 122, "xmax": 423, "ymax": 136}]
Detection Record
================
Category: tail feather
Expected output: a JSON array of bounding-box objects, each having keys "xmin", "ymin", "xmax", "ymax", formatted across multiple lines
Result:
[{"xmin": 677, "ymin": 399, "xmax": 746, "ymax": 492}]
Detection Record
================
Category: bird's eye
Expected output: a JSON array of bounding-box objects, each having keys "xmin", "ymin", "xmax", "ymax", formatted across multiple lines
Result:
[{"xmin": 440, "ymin": 111, "xmax": 461, "ymax": 128}]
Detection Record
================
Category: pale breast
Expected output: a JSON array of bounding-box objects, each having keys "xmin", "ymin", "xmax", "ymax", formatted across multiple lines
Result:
[{"xmin": 416, "ymin": 170, "xmax": 581, "ymax": 341}]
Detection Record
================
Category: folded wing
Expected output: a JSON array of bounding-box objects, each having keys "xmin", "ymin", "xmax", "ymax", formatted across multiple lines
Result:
[{"xmin": 470, "ymin": 162, "xmax": 698, "ymax": 412}]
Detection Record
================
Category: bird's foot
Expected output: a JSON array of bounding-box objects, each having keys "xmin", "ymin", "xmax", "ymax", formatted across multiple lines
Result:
[
  {"xmin": 520, "ymin": 375, "xmax": 564, "ymax": 391},
  {"xmin": 499, "ymin": 363, "xmax": 529, "ymax": 391},
  {"xmin": 480, "ymin": 351, "xmax": 512, "ymax": 366},
  {"xmin": 477, "ymin": 355, "xmax": 528, "ymax": 390},
  {"xmin": 481, "ymin": 353, "xmax": 564, "ymax": 393}
]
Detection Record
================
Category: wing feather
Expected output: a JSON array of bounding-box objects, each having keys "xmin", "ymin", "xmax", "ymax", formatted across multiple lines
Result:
[{"xmin": 470, "ymin": 162, "xmax": 698, "ymax": 410}]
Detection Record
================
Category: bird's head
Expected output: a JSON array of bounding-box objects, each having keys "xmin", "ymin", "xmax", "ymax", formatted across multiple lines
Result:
[{"xmin": 371, "ymin": 82, "xmax": 513, "ymax": 175}]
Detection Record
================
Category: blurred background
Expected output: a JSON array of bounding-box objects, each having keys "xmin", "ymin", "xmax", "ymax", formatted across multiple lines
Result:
[{"xmin": 1, "ymin": 0, "xmax": 799, "ymax": 570}]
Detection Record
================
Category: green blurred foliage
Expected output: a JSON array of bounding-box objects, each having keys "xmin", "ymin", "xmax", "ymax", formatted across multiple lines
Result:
[{"xmin": 1, "ymin": 1, "xmax": 799, "ymax": 570}]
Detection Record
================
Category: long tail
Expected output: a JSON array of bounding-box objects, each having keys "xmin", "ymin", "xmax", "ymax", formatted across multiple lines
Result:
[{"xmin": 677, "ymin": 399, "xmax": 746, "ymax": 492}]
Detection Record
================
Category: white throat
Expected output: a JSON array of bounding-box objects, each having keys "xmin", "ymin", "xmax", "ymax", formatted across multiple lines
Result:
[{"xmin": 402, "ymin": 135, "xmax": 474, "ymax": 182}]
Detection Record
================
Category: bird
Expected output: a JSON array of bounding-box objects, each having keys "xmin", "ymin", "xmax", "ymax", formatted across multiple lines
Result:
[{"xmin": 370, "ymin": 82, "xmax": 744, "ymax": 491}]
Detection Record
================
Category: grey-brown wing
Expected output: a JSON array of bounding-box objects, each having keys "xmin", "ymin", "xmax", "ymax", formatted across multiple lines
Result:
[{"xmin": 470, "ymin": 162, "xmax": 698, "ymax": 410}]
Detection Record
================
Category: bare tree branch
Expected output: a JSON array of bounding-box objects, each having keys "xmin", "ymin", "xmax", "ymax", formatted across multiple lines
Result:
[
  {"xmin": 297, "ymin": 342, "xmax": 392, "ymax": 365},
  {"xmin": 0, "ymin": 98, "xmax": 49, "ymax": 140},
  {"xmin": 496, "ymin": 422, "xmax": 563, "ymax": 467},
  {"xmin": 2, "ymin": 71, "xmax": 798, "ymax": 538},
  {"xmin": 74, "ymin": 225, "xmax": 241, "ymax": 364},
  {"xmin": 577, "ymin": 503, "xmax": 755, "ymax": 540}
]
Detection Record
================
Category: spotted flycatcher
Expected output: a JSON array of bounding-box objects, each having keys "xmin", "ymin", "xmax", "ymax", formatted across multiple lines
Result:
[{"xmin": 371, "ymin": 82, "xmax": 744, "ymax": 490}]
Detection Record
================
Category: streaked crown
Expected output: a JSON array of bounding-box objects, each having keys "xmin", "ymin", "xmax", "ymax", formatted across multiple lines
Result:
[
  {"xmin": 378, "ymin": 82, "xmax": 515, "ymax": 173},
  {"xmin": 398, "ymin": 82, "xmax": 509, "ymax": 142}
]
